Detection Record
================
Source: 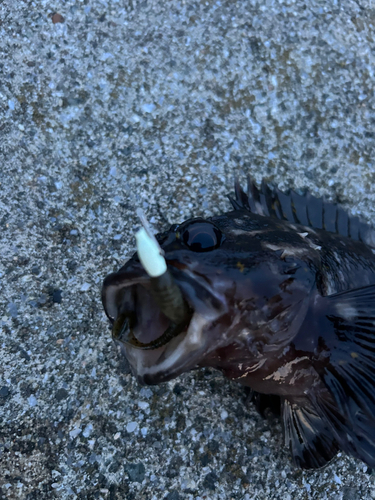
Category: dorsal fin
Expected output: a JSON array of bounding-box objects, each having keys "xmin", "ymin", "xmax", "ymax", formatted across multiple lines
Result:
[{"xmin": 230, "ymin": 176, "xmax": 375, "ymax": 248}]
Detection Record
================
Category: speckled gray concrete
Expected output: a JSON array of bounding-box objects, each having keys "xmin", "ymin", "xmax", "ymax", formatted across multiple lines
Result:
[{"xmin": 1, "ymin": 0, "xmax": 375, "ymax": 498}]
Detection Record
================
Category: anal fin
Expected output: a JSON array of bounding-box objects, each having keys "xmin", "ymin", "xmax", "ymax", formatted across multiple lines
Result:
[{"xmin": 283, "ymin": 397, "xmax": 339, "ymax": 469}]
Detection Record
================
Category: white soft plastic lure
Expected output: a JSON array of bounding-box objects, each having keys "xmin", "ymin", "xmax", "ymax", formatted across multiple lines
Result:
[{"xmin": 135, "ymin": 220, "xmax": 167, "ymax": 278}]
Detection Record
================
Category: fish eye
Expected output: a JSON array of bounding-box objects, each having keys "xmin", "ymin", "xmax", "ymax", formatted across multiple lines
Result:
[{"xmin": 181, "ymin": 220, "xmax": 223, "ymax": 252}]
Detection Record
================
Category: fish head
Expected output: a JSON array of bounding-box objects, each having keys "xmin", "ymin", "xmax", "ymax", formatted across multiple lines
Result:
[{"xmin": 102, "ymin": 211, "xmax": 316, "ymax": 384}]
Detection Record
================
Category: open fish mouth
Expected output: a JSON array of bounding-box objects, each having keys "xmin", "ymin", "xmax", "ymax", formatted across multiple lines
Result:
[
  {"xmin": 101, "ymin": 209, "xmax": 229, "ymax": 383},
  {"xmin": 111, "ymin": 282, "xmax": 192, "ymax": 350},
  {"xmin": 102, "ymin": 265, "xmax": 228, "ymax": 384}
]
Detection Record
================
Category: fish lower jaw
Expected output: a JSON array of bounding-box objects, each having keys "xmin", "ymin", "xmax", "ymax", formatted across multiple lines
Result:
[{"xmin": 125, "ymin": 312, "xmax": 214, "ymax": 384}]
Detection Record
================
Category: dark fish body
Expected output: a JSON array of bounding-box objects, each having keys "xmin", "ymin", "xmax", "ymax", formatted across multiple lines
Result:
[{"xmin": 102, "ymin": 178, "xmax": 375, "ymax": 469}]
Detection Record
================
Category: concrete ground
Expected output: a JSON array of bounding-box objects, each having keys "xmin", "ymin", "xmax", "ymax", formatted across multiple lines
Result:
[{"xmin": 1, "ymin": 0, "xmax": 375, "ymax": 498}]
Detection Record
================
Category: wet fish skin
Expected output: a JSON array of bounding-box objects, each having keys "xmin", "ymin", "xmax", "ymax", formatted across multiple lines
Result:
[{"xmin": 102, "ymin": 178, "xmax": 375, "ymax": 469}]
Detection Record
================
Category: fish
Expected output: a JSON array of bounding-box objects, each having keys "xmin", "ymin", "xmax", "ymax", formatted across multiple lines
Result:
[{"xmin": 102, "ymin": 177, "xmax": 375, "ymax": 469}]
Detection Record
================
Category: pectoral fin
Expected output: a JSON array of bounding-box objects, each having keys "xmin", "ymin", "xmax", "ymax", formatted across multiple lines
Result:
[
  {"xmin": 309, "ymin": 284, "xmax": 375, "ymax": 466},
  {"xmin": 282, "ymin": 397, "xmax": 339, "ymax": 469}
]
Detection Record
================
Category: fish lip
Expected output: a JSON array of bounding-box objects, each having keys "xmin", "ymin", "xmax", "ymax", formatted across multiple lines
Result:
[
  {"xmin": 102, "ymin": 266, "xmax": 149, "ymax": 322},
  {"xmin": 118, "ymin": 309, "xmax": 223, "ymax": 384},
  {"xmin": 102, "ymin": 262, "xmax": 228, "ymax": 382}
]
